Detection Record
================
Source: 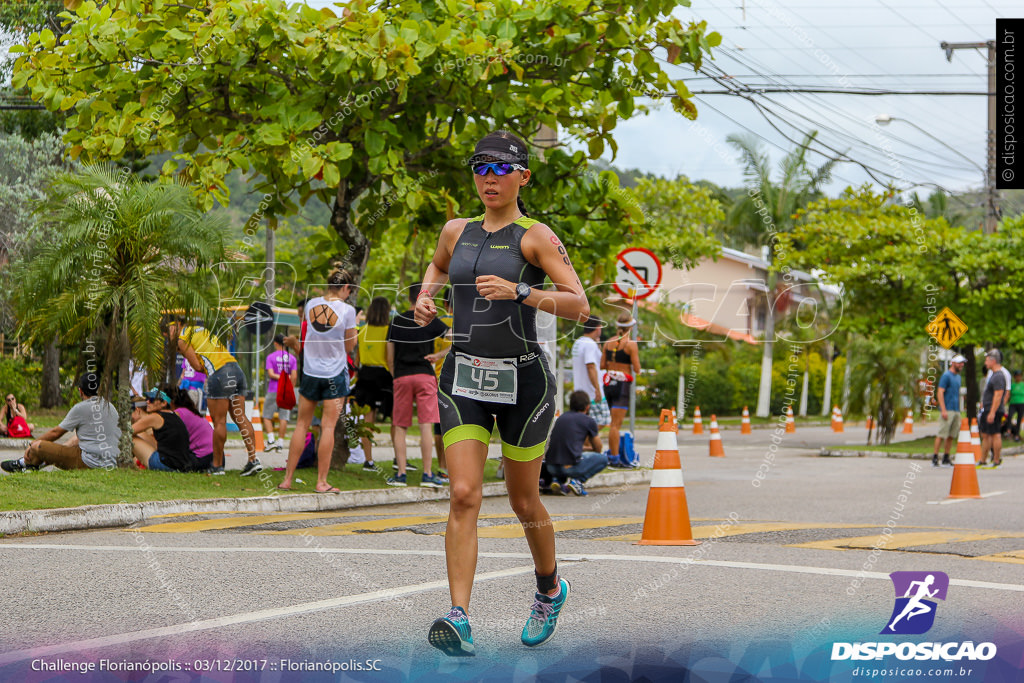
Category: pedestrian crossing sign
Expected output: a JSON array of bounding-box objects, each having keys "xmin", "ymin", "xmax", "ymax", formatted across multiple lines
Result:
[{"xmin": 926, "ymin": 308, "xmax": 967, "ymax": 349}]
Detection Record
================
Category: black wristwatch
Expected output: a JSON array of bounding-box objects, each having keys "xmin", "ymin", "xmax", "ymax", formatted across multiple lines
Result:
[{"xmin": 515, "ymin": 282, "xmax": 531, "ymax": 304}]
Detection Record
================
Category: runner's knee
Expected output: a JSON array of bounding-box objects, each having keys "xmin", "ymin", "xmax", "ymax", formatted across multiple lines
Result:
[{"xmin": 450, "ymin": 482, "xmax": 482, "ymax": 513}]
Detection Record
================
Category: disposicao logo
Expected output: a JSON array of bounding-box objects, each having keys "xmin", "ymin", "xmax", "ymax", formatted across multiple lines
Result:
[
  {"xmin": 882, "ymin": 571, "xmax": 948, "ymax": 635},
  {"xmin": 831, "ymin": 571, "xmax": 997, "ymax": 662}
]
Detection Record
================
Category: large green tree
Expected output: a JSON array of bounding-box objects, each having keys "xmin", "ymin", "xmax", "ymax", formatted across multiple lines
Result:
[
  {"xmin": 725, "ymin": 131, "xmax": 839, "ymax": 417},
  {"xmin": 12, "ymin": 166, "xmax": 229, "ymax": 466},
  {"xmin": 13, "ymin": 0, "xmax": 719, "ymax": 283},
  {"xmin": 0, "ymin": 129, "xmax": 73, "ymax": 406},
  {"xmin": 782, "ymin": 186, "xmax": 1024, "ymax": 420}
]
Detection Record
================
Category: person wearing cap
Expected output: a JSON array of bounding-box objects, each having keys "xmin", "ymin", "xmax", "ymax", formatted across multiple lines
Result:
[
  {"xmin": 601, "ymin": 311, "xmax": 642, "ymax": 465},
  {"xmin": 262, "ymin": 333, "xmax": 298, "ymax": 452},
  {"xmin": 572, "ymin": 316, "xmax": 609, "ymax": 429},
  {"xmin": 931, "ymin": 354, "xmax": 965, "ymax": 467},
  {"xmin": 1002, "ymin": 369, "xmax": 1024, "ymax": 442},
  {"xmin": 413, "ymin": 130, "xmax": 590, "ymax": 656},
  {"xmin": 979, "ymin": 348, "xmax": 1007, "ymax": 468},
  {"xmin": 132, "ymin": 386, "xmax": 204, "ymax": 472},
  {"xmin": 1, "ymin": 372, "xmax": 121, "ymax": 473}
]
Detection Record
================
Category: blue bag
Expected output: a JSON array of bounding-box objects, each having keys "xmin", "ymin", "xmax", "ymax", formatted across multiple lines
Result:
[{"xmin": 617, "ymin": 431, "xmax": 639, "ymax": 468}]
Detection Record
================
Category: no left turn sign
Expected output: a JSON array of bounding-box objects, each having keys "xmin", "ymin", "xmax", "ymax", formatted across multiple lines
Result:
[{"xmin": 613, "ymin": 247, "xmax": 662, "ymax": 300}]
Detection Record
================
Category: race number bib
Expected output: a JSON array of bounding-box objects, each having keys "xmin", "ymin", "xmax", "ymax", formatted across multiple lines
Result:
[{"xmin": 452, "ymin": 353, "xmax": 518, "ymax": 404}]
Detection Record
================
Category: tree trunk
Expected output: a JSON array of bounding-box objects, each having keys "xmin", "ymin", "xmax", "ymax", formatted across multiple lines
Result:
[
  {"xmin": 330, "ymin": 178, "xmax": 370, "ymax": 286},
  {"xmin": 40, "ymin": 336, "xmax": 62, "ymax": 408},
  {"xmin": 821, "ymin": 342, "xmax": 833, "ymax": 416},
  {"xmin": 963, "ymin": 347, "xmax": 978, "ymax": 421},
  {"xmin": 116, "ymin": 350, "xmax": 135, "ymax": 468},
  {"xmin": 330, "ymin": 408, "xmax": 351, "ymax": 470},
  {"xmin": 799, "ymin": 356, "xmax": 809, "ymax": 417},
  {"xmin": 755, "ymin": 273, "xmax": 777, "ymax": 418}
]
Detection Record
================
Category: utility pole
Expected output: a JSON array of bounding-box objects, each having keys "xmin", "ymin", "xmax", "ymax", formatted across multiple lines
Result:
[{"xmin": 941, "ymin": 40, "xmax": 1000, "ymax": 233}]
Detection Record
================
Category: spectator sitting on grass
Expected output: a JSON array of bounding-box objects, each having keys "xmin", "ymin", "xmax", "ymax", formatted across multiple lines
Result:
[
  {"xmin": 132, "ymin": 386, "xmax": 206, "ymax": 473},
  {"xmin": 170, "ymin": 387, "xmax": 214, "ymax": 466},
  {"xmin": 0, "ymin": 392, "xmax": 34, "ymax": 438},
  {"xmin": 543, "ymin": 390, "xmax": 606, "ymax": 496},
  {"xmin": 1, "ymin": 372, "xmax": 120, "ymax": 473}
]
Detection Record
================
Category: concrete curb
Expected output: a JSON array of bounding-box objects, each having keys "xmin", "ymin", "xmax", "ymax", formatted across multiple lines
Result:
[
  {"xmin": 819, "ymin": 446, "xmax": 1024, "ymax": 459},
  {"xmin": 0, "ymin": 469, "xmax": 650, "ymax": 536}
]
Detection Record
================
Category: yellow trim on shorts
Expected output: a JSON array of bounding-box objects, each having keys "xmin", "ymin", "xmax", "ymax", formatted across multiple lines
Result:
[
  {"xmin": 501, "ymin": 441, "xmax": 545, "ymax": 462},
  {"xmin": 443, "ymin": 424, "xmax": 491, "ymax": 450}
]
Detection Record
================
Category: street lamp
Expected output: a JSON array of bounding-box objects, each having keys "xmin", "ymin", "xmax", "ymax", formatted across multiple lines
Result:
[{"xmin": 874, "ymin": 114, "xmax": 985, "ymax": 174}]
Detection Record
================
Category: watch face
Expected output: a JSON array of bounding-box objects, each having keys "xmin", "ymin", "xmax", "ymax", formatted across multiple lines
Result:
[{"xmin": 517, "ymin": 283, "xmax": 530, "ymax": 300}]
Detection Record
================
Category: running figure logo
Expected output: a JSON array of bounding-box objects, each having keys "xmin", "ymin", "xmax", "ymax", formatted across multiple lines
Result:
[{"xmin": 881, "ymin": 571, "xmax": 949, "ymax": 635}]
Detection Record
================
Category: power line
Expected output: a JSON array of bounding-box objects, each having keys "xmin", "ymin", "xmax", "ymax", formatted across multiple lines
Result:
[
  {"xmin": 688, "ymin": 88, "xmax": 989, "ymax": 95},
  {"xmin": 696, "ymin": 51, "xmax": 985, "ymax": 175}
]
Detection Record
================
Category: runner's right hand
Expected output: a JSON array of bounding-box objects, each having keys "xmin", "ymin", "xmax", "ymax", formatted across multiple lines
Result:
[{"xmin": 414, "ymin": 293, "xmax": 437, "ymax": 326}]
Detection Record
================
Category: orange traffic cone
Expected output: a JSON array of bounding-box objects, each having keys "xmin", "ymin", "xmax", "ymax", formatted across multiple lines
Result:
[
  {"xmin": 638, "ymin": 409, "xmax": 700, "ymax": 546},
  {"xmin": 902, "ymin": 410, "xmax": 914, "ymax": 434},
  {"xmin": 832, "ymin": 405, "xmax": 845, "ymax": 433},
  {"xmin": 709, "ymin": 414, "xmax": 725, "ymax": 457},
  {"xmin": 692, "ymin": 406, "xmax": 704, "ymax": 435},
  {"xmin": 970, "ymin": 418, "xmax": 983, "ymax": 463},
  {"xmin": 785, "ymin": 406, "xmax": 796, "ymax": 433},
  {"xmin": 741, "ymin": 406, "xmax": 752, "ymax": 435},
  {"xmin": 949, "ymin": 418, "xmax": 982, "ymax": 499}
]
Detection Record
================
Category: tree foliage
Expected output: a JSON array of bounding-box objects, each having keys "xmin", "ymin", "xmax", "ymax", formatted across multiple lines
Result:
[
  {"xmin": 628, "ymin": 175, "xmax": 722, "ymax": 270},
  {"xmin": 13, "ymin": 0, "xmax": 720, "ymax": 280}
]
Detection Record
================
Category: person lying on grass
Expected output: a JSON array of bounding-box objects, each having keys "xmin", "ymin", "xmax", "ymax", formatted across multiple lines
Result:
[{"xmin": 1, "ymin": 372, "xmax": 120, "ymax": 473}]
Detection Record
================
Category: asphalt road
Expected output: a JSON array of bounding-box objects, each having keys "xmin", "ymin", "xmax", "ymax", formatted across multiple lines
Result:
[{"xmin": 1, "ymin": 425, "xmax": 1021, "ymax": 682}]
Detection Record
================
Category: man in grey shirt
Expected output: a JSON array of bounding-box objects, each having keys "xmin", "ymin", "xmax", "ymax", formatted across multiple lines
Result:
[
  {"xmin": 1, "ymin": 372, "xmax": 121, "ymax": 473},
  {"xmin": 979, "ymin": 349, "xmax": 1006, "ymax": 469}
]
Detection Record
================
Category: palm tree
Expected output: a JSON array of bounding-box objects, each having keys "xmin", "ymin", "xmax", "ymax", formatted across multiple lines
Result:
[
  {"xmin": 12, "ymin": 165, "xmax": 229, "ymax": 466},
  {"xmin": 846, "ymin": 336, "xmax": 922, "ymax": 445},
  {"xmin": 726, "ymin": 131, "xmax": 840, "ymax": 417}
]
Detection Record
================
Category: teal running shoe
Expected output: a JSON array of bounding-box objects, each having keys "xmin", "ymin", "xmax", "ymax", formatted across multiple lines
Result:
[
  {"xmin": 521, "ymin": 577, "xmax": 570, "ymax": 647},
  {"xmin": 428, "ymin": 606, "xmax": 475, "ymax": 657}
]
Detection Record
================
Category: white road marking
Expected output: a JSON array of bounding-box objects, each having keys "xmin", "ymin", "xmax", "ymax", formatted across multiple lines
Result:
[
  {"xmin": 926, "ymin": 490, "xmax": 1007, "ymax": 505},
  {"xmin": 3, "ymin": 543, "xmax": 1023, "ymax": 594},
  {"xmin": 0, "ymin": 564, "xmax": 536, "ymax": 666}
]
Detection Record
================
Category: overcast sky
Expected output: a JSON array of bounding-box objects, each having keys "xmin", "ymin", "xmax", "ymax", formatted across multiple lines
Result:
[
  {"xmin": 628, "ymin": 0, "xmax": 1007, "ymax": 196},
  {"xmin": 300, "ymin": 0, "xmax": 1005, "ymax": 196}
]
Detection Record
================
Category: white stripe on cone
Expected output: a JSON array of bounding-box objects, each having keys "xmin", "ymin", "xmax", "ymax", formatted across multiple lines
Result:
[
  {"xmin": 656, "ymin": 431, "xmax": 677, "ymax": 451},
  {"xmin": 650, "ymin": 469, "xmax": 685, "ymax": 488}
]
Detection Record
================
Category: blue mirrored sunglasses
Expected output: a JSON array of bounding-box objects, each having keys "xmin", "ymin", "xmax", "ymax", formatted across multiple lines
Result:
[{"xmin": 472, "ymin": 162, "xmax": 525, "ymax": 176}]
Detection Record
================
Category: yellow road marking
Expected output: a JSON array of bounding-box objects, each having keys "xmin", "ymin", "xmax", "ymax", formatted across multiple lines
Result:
[
  {"xmin": 150, "ymin": 511, "xmax": 255, "ymax": 518},
  {"xmin": 128, "ymin": 511, "xmax": 373, "ymax": 533},
  {"xmin": 474, "ymin": 517, "xmax": 643, "ymax": 539},
  {"xmin": 973, "ymin": 550, "xmax": 1024, "ymax": 565},
  {"xmin": 593, "ymin": 521, "xmax": 869, "ymax": 543},
  {"xmin": 789, "ymin": 530, "xmax": 1024, "ymax": 551},
  {"xmin": 263, "ymin": 515, "xmax": 449, "ymax": 536}
]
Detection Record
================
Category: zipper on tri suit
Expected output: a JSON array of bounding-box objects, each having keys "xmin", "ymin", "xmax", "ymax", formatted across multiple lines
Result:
[{"xmin": 472, "ymin": 231, "xmax": 492, "ymax": 276}]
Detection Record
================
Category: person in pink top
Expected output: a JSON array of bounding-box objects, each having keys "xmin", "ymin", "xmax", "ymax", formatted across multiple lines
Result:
[
  {"xmin": 262, "ymin": 334, "xmax": 298, "ymax": 452},
  {"xmin": 170, "ymin": 387, "xmax": 214, "ymax": 470}
]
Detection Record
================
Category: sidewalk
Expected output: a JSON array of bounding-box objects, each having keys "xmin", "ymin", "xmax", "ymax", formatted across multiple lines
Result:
[{"xmin": 0, "ymin": 468, "xmax": 650, "ymax": 536}]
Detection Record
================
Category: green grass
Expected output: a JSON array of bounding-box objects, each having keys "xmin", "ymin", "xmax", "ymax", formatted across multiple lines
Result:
[
  {"xmin": 0, "ymin": 458, "xmax": 503, "ymax": 512},
  {"xmin": 828, "ymin": 437, "xmax": 934, "ymax": 454}
]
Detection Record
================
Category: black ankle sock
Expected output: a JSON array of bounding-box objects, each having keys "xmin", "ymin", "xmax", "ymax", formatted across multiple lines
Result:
[{"xmin": 536, "ymin": 564, "xmax": 558, "ymax": 594}]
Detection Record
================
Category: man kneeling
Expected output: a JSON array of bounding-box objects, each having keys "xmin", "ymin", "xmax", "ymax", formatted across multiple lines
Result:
[
  {"xmin": 543, "ymin": 391, "xmax": 606, "ymax": 496},
  {"xmin": 1, "ymin": 372, "xmax": 120, "ymax": 473}
]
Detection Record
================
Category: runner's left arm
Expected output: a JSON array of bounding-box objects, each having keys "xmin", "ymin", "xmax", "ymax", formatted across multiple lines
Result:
[{"xmin": 476, "ymin": 223, "xmax": 590, "ymax": 322}]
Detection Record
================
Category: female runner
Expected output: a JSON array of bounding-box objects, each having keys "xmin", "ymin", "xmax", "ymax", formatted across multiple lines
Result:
[{"xmin": 414, "ymin": 131, "xmax": 590, "ymax": 656}]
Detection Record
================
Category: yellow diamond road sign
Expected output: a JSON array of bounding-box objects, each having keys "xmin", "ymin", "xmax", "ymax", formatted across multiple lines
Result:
[{"xmin": 926, "ymin": 307, "xmax": 968, "ymax": 349}]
